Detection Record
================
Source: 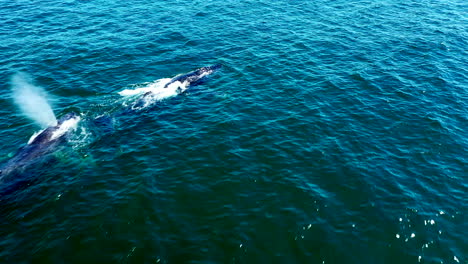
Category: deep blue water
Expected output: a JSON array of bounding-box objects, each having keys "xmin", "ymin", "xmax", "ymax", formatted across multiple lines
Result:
[{"xmin": 0, "ymin": 0, "xmax": 466, "ymax": 263}]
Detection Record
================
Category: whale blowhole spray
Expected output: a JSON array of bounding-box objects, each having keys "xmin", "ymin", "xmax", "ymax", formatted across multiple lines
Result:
[{"xmin": 11, "ymin": 72, "xmax": 57, "ymax": 128}]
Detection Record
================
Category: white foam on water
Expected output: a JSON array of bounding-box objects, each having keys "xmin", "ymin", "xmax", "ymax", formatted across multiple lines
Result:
[
  {"xmin": 50, "ymin": 116, "xmax": 81, "ymax": 141},
  {"xmin": 68, "ymin": 121, "xmax": 92, "ymax": 150},
  {"xmin": 118, "ymin": 78, "xmax": 190, "ymax": 109},
  {"xmin": 11, "ymin": 73, "xmax": 57, "ymax": 128},
  {"xmin": 118, "ymin": 78, "xmax": 172, "ymax": 96}
]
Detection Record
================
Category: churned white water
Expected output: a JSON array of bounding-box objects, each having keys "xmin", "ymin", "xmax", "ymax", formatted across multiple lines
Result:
[{"xmin": 119, "ymin": 77, "xmax": 190, "ymax": 109}]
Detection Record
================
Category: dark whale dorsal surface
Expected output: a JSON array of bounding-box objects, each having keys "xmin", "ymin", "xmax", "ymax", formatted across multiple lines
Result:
[
  {"xmin": 0, "ymin": 112, "xmax": 80, "ymax": 179},
  {"xmin": 164, "ymin": 64, "xmax": 222, "ymax": 88}
]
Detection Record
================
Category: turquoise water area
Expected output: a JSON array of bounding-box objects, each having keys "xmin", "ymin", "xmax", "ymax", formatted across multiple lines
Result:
[{"xmin": 0, "ymin": 0, "xmax": 466, "ymax": 263}]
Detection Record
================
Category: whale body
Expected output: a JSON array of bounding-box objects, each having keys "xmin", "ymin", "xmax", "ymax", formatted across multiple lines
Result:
[
  {"xmin": 124, "ymin": 64, "xmax": 222, "ymax": 109},
  {"xmin": 0, "ymin": 112, "xmax": 80, "ymax": 178},
  {"xmin": 163, "ymin": 64, "xmax": 222, "ymax": 89}
]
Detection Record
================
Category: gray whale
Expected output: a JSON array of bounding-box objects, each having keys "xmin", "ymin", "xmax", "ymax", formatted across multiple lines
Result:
[
  {"xmin": 130, "ymin": 64, "xmax": 222, "ymax": 109},
  {"xmin": 0, "ymin": 112, "xmax": 80, "ymax": 178},
  {"xmin": 163, "ymin": 64, "xmax": 222, "ymax": 89}
]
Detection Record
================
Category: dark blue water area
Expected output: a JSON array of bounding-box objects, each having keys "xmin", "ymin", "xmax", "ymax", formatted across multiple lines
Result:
[{"xmin": 0, "ymin": 0, "xmax": 466, "ymax": 263}]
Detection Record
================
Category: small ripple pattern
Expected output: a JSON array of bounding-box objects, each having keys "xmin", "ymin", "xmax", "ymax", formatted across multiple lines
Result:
[{"xmin": 0, "ymin": 0, "xmax": 466, "ymax": 263}]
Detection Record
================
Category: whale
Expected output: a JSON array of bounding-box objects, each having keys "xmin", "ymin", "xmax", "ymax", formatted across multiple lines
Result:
[
  {"xmin": 0, "ymin": 112, "xmax": 81, "ymax": 179},
  {"xmin": 163, "ymin": 64, "xmax": 222, "ymax": 89},
  {"xmin": 123, "ymin": 64, "xmax": 222, "ymax": 109}
]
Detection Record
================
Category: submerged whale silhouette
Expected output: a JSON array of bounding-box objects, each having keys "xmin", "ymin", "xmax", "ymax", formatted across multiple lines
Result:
[{"xmin": 0, "ymin": 112, "xmax": 80, "ymax": 178}]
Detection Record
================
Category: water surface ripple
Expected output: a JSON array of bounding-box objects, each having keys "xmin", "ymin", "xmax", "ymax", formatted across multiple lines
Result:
[{"xmin": 0, "ymin": 0, "xmax": 466, "ymax": 263}]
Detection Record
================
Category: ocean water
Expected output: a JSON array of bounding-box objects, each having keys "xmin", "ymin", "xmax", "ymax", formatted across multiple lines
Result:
[{"xmin": 0, "ymin": 0, "xmax": 466, "ymax": 263}]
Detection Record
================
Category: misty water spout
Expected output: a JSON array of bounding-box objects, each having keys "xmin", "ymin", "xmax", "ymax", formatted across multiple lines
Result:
[{"xmin": 11, "ymin": 73, "xmax": 57, "ymax": 128}]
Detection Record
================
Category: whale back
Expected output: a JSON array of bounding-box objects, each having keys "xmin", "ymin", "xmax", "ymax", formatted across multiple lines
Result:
[
  {"xmin": 164, "ymin": 64, "xmax": 222, "ymax": 88},
  {"xmin": 29, "ymin": 112, "xmax": 79, "ymax": 145},
  {"xmin": 0, "ymin": 112, "xmax": 79, "ymax": 179}
]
